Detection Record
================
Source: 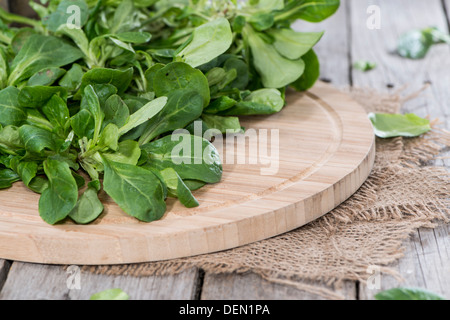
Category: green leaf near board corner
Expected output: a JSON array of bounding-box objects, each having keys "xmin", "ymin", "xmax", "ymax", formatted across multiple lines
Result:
[
  {"xmin": 90, "ymin": 288, "xmax": 130, "ymax": 301},
  {"xmin": 102, "ymin": 157, "xmax": 167, "ymax": 222},
  {"xmin": 8, "ymin": 35, "xmax": 84, "ymax": 86},
  {"xmin": 368, "ymin": 113, "xmax": 431, "ymax": 138},
  {"xmin": 375, "ymin": 287, "xmax": 446, "ymax": 301},
  {"xmin": 176, "ymin": 17, "xmax": 233, "ymax": 68},
  {"xmin": 39, "ymin": 158, "xmax": 79, "ymax": 225}
]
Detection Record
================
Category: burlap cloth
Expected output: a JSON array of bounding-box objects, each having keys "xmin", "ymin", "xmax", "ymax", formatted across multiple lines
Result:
[{"xmin": 84, "ymin": 87, "xmax": 450, "ymax": 299}]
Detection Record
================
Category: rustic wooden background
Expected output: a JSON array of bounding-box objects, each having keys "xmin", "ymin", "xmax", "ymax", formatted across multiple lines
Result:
[{"xmin": 0, "ymin": 0, "xmax": 449, "ymax": 300}]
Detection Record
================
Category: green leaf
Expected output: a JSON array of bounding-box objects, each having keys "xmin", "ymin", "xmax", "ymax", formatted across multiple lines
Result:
[
  {"xmin": 111, "ymin": 0, "xmax": 135, "ymax": 34},
  {"xmin": 249, "ymin": 13, "xmax": 275, "ymax": 32},
  {"xmin": 41, "ymin": 95, "xmax": 70, "ymax": 135},
  {"xmin": 18, "ymin": 86, "xmax": 68, "ymax": 108},
  {"xmin": 201, "ymin": 114, "xmax": 242, "ymax": 134},
  {"xmin": 76, "ymin": 67, "xmax": 134, "ymax": 99},
  {"xmin": 0, "ymin": 125, "xmax": 24, "ymax": 156},
  {"xmin": 19, "ymin": 125, "xmax": 60, "ymax": 154},
  {"xmin": 0, "ymin": 87, "xmax": 26, "ymax": 127},
  {"xmin": 71, "ymin": 109, "xmax": 95, "ymax": 139},
  {"xmin": 138, "ymin": 89, "xmax": 204, "ymax": 145},
  {"xmin": 368, "ymin": 113, "xmax": 431, "ymax": 138},
  {"xmin": 102, "ymin": 140, "xmax": 141, "ymax": 166},
  {"xmin": 102, "ymin": 157, "xmax": 166, "ymax": 222},
  {"xmin": 103, "ymin": 95, "xmax": 130, "ymax": 129},
  {"xmin": 220, "ymin": 88, "xmax": 285, "ymax": 116},
  {"xmin": 118, "ymin": 97, "xmax": 168, "ymax": 137},
  {"xmin": 114, "ymin": 32, "xmax": 152, "ymax": 44},
  {"xmin": 397, "ymin": 29, "xmax": 434, "ymax": 59},
  {"xmin": 44, "ymin": 0, "xmax": 90, "ymax": 33},
  {"xmin": 141, "ymin": 134, "xmax": 222, "ymax": 184},
  {"xmin": 0, "ymin": 47, "xmax": 9, "ymax": 89},
  {"xmin": 8, "ymin": 35, "xmax": 83, "ymax": 86},
  {"xmin": 244, "ymin": 26, "xmax": 305, "ymax": 89},
  {"xmin": 222, "ymin": 57, "xmax": 250, "ymax": 90},
  {"xmin": 0, "ymin": 169, "xmax": 20, "ymax": 189},
  {"xmin": 81, "ymin": 85, "xmax": 104, "ymax": 143},
  {"xmin": 204, "ymin": 96, "xmax": 237, "ymax": 115},
  {"xmin": 375, "ymin": 288, "xmax": 446, "ymax": 301},
  {"xmin": 269, "ymin": 29, "xmax": 323, "ymax": 60},
  {"xmin": 90, "ymin": 288, "xmax": 130, "ymax": 301},
  {"xmin": 353, "ymin": 60, "xmax": 377, "ymax": 72},
  {"xmin": 291, "ymin": 49, "xmax": 320, "ymax": 91},
  {"xmin": 69, "ymin": 180, "xmax": 104, "ymax": 225},
  {"xmin": 176, "ymin": 17, "xmax": 233, "ymax": 68},
  {"xmin": 59, "ymin": 63, "xmax": 84, "ymax": 92},
  {"xmin": 275, "ymin": 0, "xmax": 340, "ymax": 23},
  {"xmin": 27, "ymin": 67, "xmax": 67, "ymax": 87},
  {"xmin": 9, "ymin": 158, "xmax": 38, "ymax": 186},
  {"xmin": 160, "ymin": 168, "xmax": 199, "ymax": 208},
  {"xmin": 154, "ymin": 62, "xmax": 210, "ymax": 108},
  {"xmin": 39, "ymin": 158, "xmax": 79, "ymax": 225},
  {"xmin": 98, "ymin": 123, "xmax": 119, "ymax": 151}
]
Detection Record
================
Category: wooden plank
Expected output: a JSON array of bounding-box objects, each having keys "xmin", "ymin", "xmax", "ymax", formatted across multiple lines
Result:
[
  {"xmin": 292, "ymin": 1, "xmax": 351, "ymax": 87},
  {"xmin": 350, "ymin": 0, "xmax": 450, "ymax": 299},
  {"xmin": 201, "ymin": 4, "xmax": 357, "ymax": 301},
  {"xmin": 0, "ymin": 262, "xmax": 200, "ymax": 300},
  {"xmin": 350, "ymin": 0, "xmax": 450, "ymax": 125},
  {"xmin": 0, "ymin": 260, "xmax": 10, "ymax": 291},
  {"xmin": 201, "ymin": 272, "xmax": 356, "ymax": 300},
  {"xmin": 360, "ymin": 224, "xmax": 450, "ymax": 300}
]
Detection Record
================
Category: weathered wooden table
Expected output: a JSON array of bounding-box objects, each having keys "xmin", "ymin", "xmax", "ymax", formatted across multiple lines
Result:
[{"xmin": 0, "ymin": 0, "xmax": 448, "ymax": 300}]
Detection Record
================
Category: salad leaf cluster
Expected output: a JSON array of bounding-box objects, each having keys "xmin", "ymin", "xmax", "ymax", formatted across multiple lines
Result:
[{"xmin": 0, "ymin": 0, "xmax": 339, "ymax": 225}]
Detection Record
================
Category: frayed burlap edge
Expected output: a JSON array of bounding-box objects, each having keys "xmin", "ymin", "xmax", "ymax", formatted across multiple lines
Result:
[{"xmin": 82, "ymin": 87, "xmax": 449, "ymax": 300}]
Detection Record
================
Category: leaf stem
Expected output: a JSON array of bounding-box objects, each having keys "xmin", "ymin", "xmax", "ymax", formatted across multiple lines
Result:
[{"xmin": 0, "ymin": 7, "xmax": 42, "ymax": 30}]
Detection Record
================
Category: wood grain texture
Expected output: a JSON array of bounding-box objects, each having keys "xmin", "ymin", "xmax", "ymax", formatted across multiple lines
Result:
[
  {"xmin": 200, "ymin": 273, "xmax": 356, "ymax": 300},
  {"xmin": 0, "ymin": 263, "xmax": 200, "ymax": 300},
  {"xmin": 350, "ymin": 0, "xmax": 450, "ymax": 299},
  {"xmin": 292, "ymin": 1, "xmax": 351, "ymax": 87},
  {"xmin": 359, "ymin": 224, "xmax": 450, "ymax": 300},
  {"xmin": 0, "ymin": 82, "xmax": 376, "ymax": 265}
]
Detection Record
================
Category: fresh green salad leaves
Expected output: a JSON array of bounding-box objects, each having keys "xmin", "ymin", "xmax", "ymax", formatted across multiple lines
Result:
[
  {"xmin": 397, "ymin": 27, "xmax": 450, "ymax": 59},
  {"xmin": 0, "ymin": 0, "xmax": 340, "ymax": 225},
  {"xmin": 375, "ymin": 287, "xmax": 446, "ymax": 301},
  {"xmin": 369, "ymin": 113, "xmax": 431, "ymax": 138}
]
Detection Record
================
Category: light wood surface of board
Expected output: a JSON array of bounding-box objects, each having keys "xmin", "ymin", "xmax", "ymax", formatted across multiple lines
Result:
[{"xmin": 0, "ymin": 81, "xmax": 375, "ymax": 265}]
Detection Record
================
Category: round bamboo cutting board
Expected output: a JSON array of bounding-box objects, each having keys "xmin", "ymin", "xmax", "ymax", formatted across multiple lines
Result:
[{"xmin": 0, "ymin": 82, "xmax": 375, "ymax": 265}]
